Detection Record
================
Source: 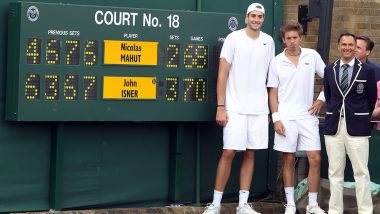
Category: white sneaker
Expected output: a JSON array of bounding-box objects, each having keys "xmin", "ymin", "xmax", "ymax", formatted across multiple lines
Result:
[
  {"xmin": 306, "ymin": 205, "xmax": 326, "ymax": 214},
  {"xmin": 284, "ymin": 204, "xmax": 296, "ymax": 214},
  {"xmin": 236, "ymin": 203, "xmax": 260, "ymax": 214},
  {"xmin": 202, "ymin": 203, "xmax": 220, "ymax": 214}
]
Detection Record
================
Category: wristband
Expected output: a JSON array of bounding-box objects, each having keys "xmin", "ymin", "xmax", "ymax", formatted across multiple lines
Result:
[
  {"xmin": 317, "ymin": 91, "xmax": 325, "ymax": 102},
  {"xmin": 217, "ymin": 105, "xmax": 225, "ymax": 107},
  {"xmin": 272, "ymin": 112, "xmax": 281, "ymax": 123}
]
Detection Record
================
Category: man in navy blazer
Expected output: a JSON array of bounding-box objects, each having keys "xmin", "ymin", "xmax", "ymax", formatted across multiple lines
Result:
[
  {"xmin": 355, "ymin": 35, "xmax": 380, "ymax": 82},
  {"xmin": 323, "ymin": 32, "xmax": 376, "ymax": 214},
  {"xmin": 355, "ymin": 35, "xmax": 380, "ymax": 127}
]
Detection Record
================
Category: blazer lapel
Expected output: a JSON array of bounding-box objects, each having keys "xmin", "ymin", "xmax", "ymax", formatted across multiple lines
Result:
[{"xmin": 332, "ymin": 60, "xmax": 343, "ymax": 95}]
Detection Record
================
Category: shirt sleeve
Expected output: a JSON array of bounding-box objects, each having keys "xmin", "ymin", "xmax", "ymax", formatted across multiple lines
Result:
[
  {"xmin": 220, "ymin": 33, "xmax": 234, "ymax": 64},
  {"xmin": 314, "ymin": 51, "xmax": 326, "ymax": 78},
  {"xmin": 323, "ymin": 66, "xmax": 331, "ymax": 104},
  {"xmin": 269, "ymin": 38, "xmax": 275, "ymax": 61},
  {"xmin": 267, "ymin": 58, "xmax": 279, "ymax": 88}
]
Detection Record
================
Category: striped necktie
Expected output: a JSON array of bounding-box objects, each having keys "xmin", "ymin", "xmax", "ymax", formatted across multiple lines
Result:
[{"xmin": 340, "ymin": 64, "xmax": 350, "ymax": 94}]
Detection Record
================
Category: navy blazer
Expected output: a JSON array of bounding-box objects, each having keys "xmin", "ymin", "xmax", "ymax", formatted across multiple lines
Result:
[
  {"xmin": 323, "ymin": 58, "xmax": 377, "ymax": 136},
  {"xmin": 367, "ymin": 60, "xmax": 380, "ymax": 82}
]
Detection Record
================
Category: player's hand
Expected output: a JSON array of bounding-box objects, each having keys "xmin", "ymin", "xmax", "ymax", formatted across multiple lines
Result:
[
  {"xmin": 308, "ymin": 99, "xmax": 324, "ymax": 116},
  {"xmin": 274, "ymin": 121, "xmax": 285, "ymax": 137},
  {"xmin": 216, "ymin": 107, "xmax": 228, "ymax": 127}
]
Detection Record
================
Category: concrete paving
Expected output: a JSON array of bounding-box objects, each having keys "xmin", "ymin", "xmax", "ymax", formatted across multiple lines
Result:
[{"xmin": 14, "ymin": 202, "xmax": 285, "ymax": 214}]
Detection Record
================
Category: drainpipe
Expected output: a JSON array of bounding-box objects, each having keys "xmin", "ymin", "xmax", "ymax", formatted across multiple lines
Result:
[
  {"xmin": 195, "ymin": 0, "xmax": 202, "ymax": 206},
  {"xmin": 316, "ymin": 0, "xmax": 334, "ymax": 63},
  {"xmin": 194, "ymin": 0, "xmax": 203, "ymax": 206}
]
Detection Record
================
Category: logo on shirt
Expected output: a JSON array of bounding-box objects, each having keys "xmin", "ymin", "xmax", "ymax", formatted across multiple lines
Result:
[
  {"xmin": 357, "ymin": 83, "xmax": 364, "ymax": 94},
  {"xmin": 228, "ymin": 17, "xmax": 238, "ymax": 31}
]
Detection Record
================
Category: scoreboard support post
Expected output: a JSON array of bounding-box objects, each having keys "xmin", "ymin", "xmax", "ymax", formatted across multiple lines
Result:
[
  {"xmin": 169, "ymin": 124, "xmax": 184, "ymax": 204},
  {"xmin": 49, "ymin": 123, "xmax": 64, "ymax": 211},
  {"xmin": 195, "ymin": 123, "xmax": 201, "ymax": 205}
]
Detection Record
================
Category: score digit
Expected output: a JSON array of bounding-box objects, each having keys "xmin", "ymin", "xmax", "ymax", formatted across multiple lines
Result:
[
  {"xmin": 64, "ymin": 75, "xmax": 78, "ymax": 100},
  {"xmin": 183, "ymin": 78, "xmax": 207, "ymax": 102},
  {"xmin": 46, "ymin": 39, "xmax": 61, "ymax": 65},
  {"xmin": 26, "ymin": 38, "xmax": 41, "ymax": 64},
  {"xmin": 184, "ymin": 44, "xmax": 208, "ymax": 69},
  {"xmin": 166, "ymin": 44, "xmax": 179, "ymax": 68},
  {"xmin": 84, "ymin": 75, "xmax": 97, "ymax": 100},
  {"xmin": 165, "ymin": 77, "xmax": 178, "ymax": 101},
  {"xmin": 25, "ymin": 74, "xmax": 40, "ymax": 100},
  {"xmin": 66, "ymin": 40, "xmax": 80, "ymax": 65},
  {"xmin": 45, "ymin": 74, "xmax": 59, "ymax": 100},
  {"xmin": 84, "ymin": 40, "xmax": 98, "ymax": 66}
]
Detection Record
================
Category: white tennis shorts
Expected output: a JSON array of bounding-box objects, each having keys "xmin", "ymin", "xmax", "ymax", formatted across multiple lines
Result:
[
  {"xmin": 273, "ymin": 117, "xmax": 321, "ymax": 153},
  {"xmin": 223, "ymin": 111, "xmax": 269, "ymax": 151}
]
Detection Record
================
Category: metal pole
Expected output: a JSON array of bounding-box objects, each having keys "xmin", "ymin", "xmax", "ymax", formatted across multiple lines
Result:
[
  {"xmin": 316, "ymin": 0, "xmax": 334, "ymax": 64},
  {"xmin": 195, "ymin": 0, "xmax": 202, "ymax": 206},
  {"xmin": 196, "ymin": 0, "xmax": 202, "ymax": 11}
]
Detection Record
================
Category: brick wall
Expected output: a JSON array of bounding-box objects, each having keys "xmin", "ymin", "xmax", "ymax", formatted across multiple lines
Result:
[
  {"xmin": 329, "ymin": 0, "xmax": 380, "ymax": 63},
  {"xmin": 284, "ymin": 0, "xmax": 380, "ymax": 63}
]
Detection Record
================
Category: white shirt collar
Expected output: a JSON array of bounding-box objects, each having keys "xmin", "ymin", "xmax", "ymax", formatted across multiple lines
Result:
[
  {"xmin": 339, "ymin": 57, "xmax": 355, "ymax": 67},
  {"xmin": 280, "ymin": 47, "xmax": 304, "ymax": 61}
]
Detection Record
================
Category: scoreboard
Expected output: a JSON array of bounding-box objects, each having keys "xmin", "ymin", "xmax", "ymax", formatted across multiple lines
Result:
[{"xmin": 5, "ymin": 2, "xmax": 243, "ymax": 121}]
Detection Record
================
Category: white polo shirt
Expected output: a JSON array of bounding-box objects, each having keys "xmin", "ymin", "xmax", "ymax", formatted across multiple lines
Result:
[
  {"xmin": 267, "ymin": 48, "xmax": 325, "ymax": 120},
  {"xmin": 221, "ymin": 29, "xmax": 275, "ymax": 115}
]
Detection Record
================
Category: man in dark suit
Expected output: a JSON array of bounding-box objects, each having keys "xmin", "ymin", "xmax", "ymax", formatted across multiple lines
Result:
[
  {"xmin": 355, "ymin": 35, "xmax": 380, "ymax": 126},
  {"xmin": 323, "ymin": 32, "xmax": 376, "ymax": 214},
  {"xmin": 355, "ymin": 35, "xmax": 380, "ymax": 82}
]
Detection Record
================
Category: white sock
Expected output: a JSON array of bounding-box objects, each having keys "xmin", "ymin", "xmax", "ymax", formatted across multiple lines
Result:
[
  {"xmin": 239, "ymin": 190, "xmax": 249, "ymax": 207},
  {"xmin": 212, "ymin": 190, "xmax": 223, "ymax": 207},
  {"xmin": 308, "ymin": 192, "xmax": 318, "ymax": 207},
  {"xmin": 284, "ymin": 187, "xmax": 295, "ymax": 206}
]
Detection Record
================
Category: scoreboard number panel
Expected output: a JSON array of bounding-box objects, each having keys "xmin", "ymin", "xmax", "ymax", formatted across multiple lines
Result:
[
  {"xmin": 84, "ymin": 40, "xmax": 98, "ymax": 66},
  {"xmin": 184, "ymin": 45, "xmax": 208, "ymax": 69},
  {"xmin": 64, "ymin": 75, "xmax": 79, "ymax": 100},
  {"xmin": 183, "ymin": 78, "xmax": 207, "ymax": 102},
  {"xmin": 26, "ymin": 38, "xmax": 41, "ymax": 64},
  {"xmin": 66, "ymin": 40, "xmax": 80, "ymax": 65},
  {"xmin": 84, "ymin": 75, "xmax": 97, "ymax": 100},
  {"xmin": 25, "ymin": 74, "xmax": 40, "ymax": 99},
  {"xmin": 6, "ymin": 2, "xmax": 243, "ymax": 121},
  {"xmin": 45, "ymin": 74, "xmax": 59, "ymax": 100},
  {"xmin": 46, "ymin": 38, "xmax": 60, "ymax": 65}
]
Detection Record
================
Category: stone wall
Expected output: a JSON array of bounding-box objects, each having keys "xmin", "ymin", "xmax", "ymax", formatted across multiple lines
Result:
[{"xmin": 329, "ymin": 0, "xmax": 380, "ymax": 62}]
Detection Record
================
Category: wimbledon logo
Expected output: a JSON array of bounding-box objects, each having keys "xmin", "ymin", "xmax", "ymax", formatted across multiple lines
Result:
[
  {"xmin": 228, "ymin": 17, "xmax": 238, "ymax": 31},
  {"xmin": 27, "ymin": 6, "xmax": 39, "ymax": 22}
]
